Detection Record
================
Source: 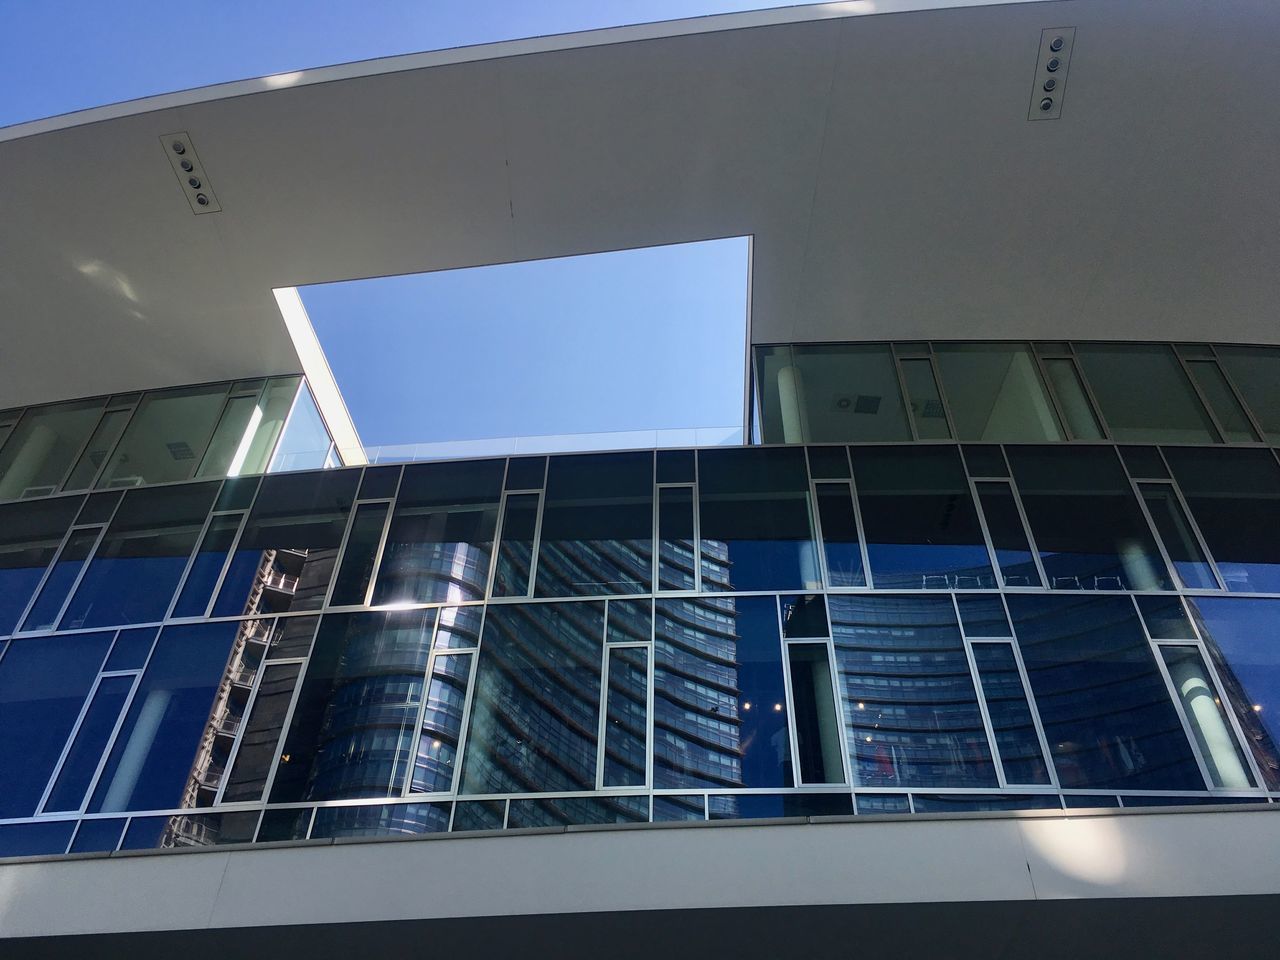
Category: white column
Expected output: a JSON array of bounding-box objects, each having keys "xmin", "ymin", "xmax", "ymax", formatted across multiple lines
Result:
[
  {"xmin": 1167, "ymin": 656, "xmax": 1251, "ymax": 789},
  {"xmin": 777, "ymin": 365, "xmax": 806, "ymax": 444}
]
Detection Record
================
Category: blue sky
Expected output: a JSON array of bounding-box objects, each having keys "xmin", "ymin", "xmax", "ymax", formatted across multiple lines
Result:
[{"xmin": 2, "ymin": 1, "xmax": 776, "ymax": 449}]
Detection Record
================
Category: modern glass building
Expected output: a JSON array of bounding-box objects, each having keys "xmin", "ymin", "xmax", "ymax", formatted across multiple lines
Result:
[{"xmin": 3, "ymin": 2, "xmax": 1280, "ymax": 957}]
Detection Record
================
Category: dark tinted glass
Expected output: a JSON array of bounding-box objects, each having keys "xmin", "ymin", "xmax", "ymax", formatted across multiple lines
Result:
[
  {"xmin": 120, "ymin": 811, "xmax": 259, "ymax": 850},
  {"xmin": 961, "ymin": 444, "xmax": 1008, "ymax": 478},
  {"xmin": 60, "ymin": 483, "xmax": 219, "ymax": 629},
  {"xmin": 411, "ymin": 652, "xmax": 471, "ymax": 793},
  {"xmin": 698, "ymin": 447, "xmax": 819, "ymax": 592},
  {"xmin": 1118, "ymin": 445, "xmax": 1169, "ymax": 479},
  {"xmin": 44, "ymin": 674, "xmax": 136, "ymax": 811},
  {"xmin": 255, "ymin": 808, "xmax": 313, "ymax": 842},
  {"xmin": 491, "ymin": 493, "xmax": 538, "ymax": 598},
  {"xmin": 75, "ymin": 491, "xmax": 122, "ymax": 525},
  {"xmin": 657, "ymin": 486, "xmax": 696, "ymax": 591},
  {"xmin": 267, "ymin": 615, "xmax": 319, "ymax": 659},
  {"xmin": 814, "ymin": 483, "xmax": 865, "ymax": 587},
  {"xmin": 1185, "ymin": 360, "xmax": 1258, "ymax": 442},
  {"xmin": 789, "ymin": 644, "xmax": 844, "ymax": 784},
  {"xmin": 535, "ymin": 452, "xmax": 653, "ymax": 597},
  {"xmin": 830, "ymin": 595, "xmax": 996, "ymax": 788},
  {"xmin": 652, "ymin": 794, "xmax": 706, "ymax": 821},
  {"xmin": 852, "ymin": 447, "xmax": 995, "ymax": 590},
  {"xmin": 975, "ymin": 481, "xmax": 1043, "ymax": 588},
  {"xmin": 933, "ymin": 343, "xmax": 1063, "ymax": 441},
  {"xmin": 955, "ymin": 594, "xmax": 1011, "ymax": 637},
  {"xmin": 1135, "ymin": 595, "xmax": 1196, "ymax": 639},
  {"xmin": 607, "ymin": 599, "xmax": 652, "ymax": 644},
  {"xmin": 221, "ymin": 662, "xmax": 303, "ymax": 802},
  {"xmin": 1217, "ymin": 346, "xmax": 1280, "ymax": 443},
  {"xmin": 21, "ymin": 526, "xmax": 100, "ymax": 631},
  {"xmin": 656, "ymin": 449, "xmax": 694, "ymax": 483},
  {"xmin": 708, "ymin": 793, "xmax": 853, "ymax": 820},
  {"xmin": 329, "ymin": 501, "xmax": 389, "ymax": 605},
  {"xmin": 1007, "ymin": 446, "xmax": 1172, "ymax": 591},
  {"xmin": 270, "ymin": 609, "xmax": 436, "ymax": 803},
  {"xmin": 372, "ymin": 459, "xmax": 503, "ymax": 606},
  {"xmin": 603, "ymin": 645, "xmax": 648, "ymax": 787},
  {"xmin": 214, "ymin": 475, "xmax": 259, "ymax": 511},
  {"xmin": 88, "ymin": 622, "xmax": 239, "ymax": 812},
  {"xmin": 0, "ymin": 632, "xmax": 112, "ymax": 818},
  {"xmin": 654, "ymin": 596, "xmax": 793, "ymax": 789},
  {"xmin": 1138, "ymin": 484, "xmax": 1218, "ymax": 589},
  {"xmin": 855, "ymin": 793, "xmax": 910, "ymax": 814},
  {"xmin": 1164, "ymin": 448, "xmax": 1280, "ymax": 593},
  {"xmin": 1192, "ymin": 597, "xmax": 1280, "ymax": 789},
  {"xmin": 0, "ymin": 496, "xmax": 81, "ymax": 633},
  {"xmin": 460, "ymin": 602, "xmax": 605, "ymax": 794},
  {"xmin": 433, "ymin": 605, "xmax": 482, "ymax": 650},
  {"xmin": 68, "ymin": 818, "xmax": 127, "ymax": 853},
  {"xmin": 781, "ymin": 594, "xmax": 829, "ymax": 638},
  {"xmin": 1159, "ymin": 644, "xmax": 1254, "ymax": 789},
  {"xmin": 170, "ymin": 513, "xmax": 242, "ymax": 618},
  {"xmin": 212, "ymin": 470, "xmax": 359, "ymax": 617},
  {"xmin": 1075, "ymin": 343, "xmax": 1218, "ymax": 443},
  {"xmin": 311, "ymin": 802, "xmax": 450, "ymax": 839},
  {"xmin": 1063, "ymin": 795, "xmax": 1120, "ymax": 809},
  {"xmin": 507, "ymin": 795, "xmax": 648, "ymax": 828},
  {"xmin": 0, "ymin": 821, "xmax": 75, "ymax": 858},
  {"xmin": 806, "ymin": 446, "xmax": 850, "ymax": 479},
  {"xmin": 1007, "ymin": 594, "xmax": 1203, "ymax": 790},
  {"xmin": 899, "ymin": 358, "xmax": 951, "ymax": 439},
  {"xmin": 357, "ymin": 465, "xmax": 401, "ymax": 500},
  {"xmin": 910, "ymin": 794, "xmax": 1060, "ymax": 813},
  {"xmin": 972, "ymin": 642, "xmax": 1051, "ymax": 785},
  {"xmin": 451, "ymin": 799, "xmax": 505, "ymax": 832},
  {"xmin": 505, "ymin": 456, "xmax": 546, "ymax": 490}
]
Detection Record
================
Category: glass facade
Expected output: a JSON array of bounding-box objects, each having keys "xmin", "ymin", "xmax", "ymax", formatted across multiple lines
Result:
[{"xmin": 3, "ymin": 429, "xmax": 1279, "ymax": 861}]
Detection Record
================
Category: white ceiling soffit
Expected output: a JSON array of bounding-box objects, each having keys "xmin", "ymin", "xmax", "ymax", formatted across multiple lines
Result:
[{"xmin": 2, "ymin": 0, "xmax": 1279, "ymax": 409}]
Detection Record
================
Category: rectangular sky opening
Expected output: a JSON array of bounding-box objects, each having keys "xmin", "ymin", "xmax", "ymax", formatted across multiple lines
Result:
[{"xmin": 295, "ymin": 237, "xmax": 749, "ymax": 461}]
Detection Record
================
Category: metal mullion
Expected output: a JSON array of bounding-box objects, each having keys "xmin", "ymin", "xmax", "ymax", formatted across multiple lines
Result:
[
  {"xmin": 920, "ymin": 343, "xmax": 960, "ymax": 441},
  {"xmin": 11, "ymin": 519, "xmax": 85, "ymax": 632},
  {"xmin": 953, "ymin": 596, "xmax": 1007, "ymax": 789},
  {"xmin": 808, "ymin": 480, "xmax": 834, "ymax": 590},
  {"xmin": 1029, "ymin": 348, "xmax": 1081, "ymax": 441},
  {"xmin": 645, "ymin": 604, "xmax": 656, "ymax": 790},
  {"xmin": 775, "ymin": 601, "xmax": 805, "ymax": 787},
  {"xmin": 996, "ymin": 593, "xmax": 1060, "ymax": 788},
  {"xmin": 1161, "ymin": 478, "xmax": 1228, "ymax": 592},
  {"xmin": 322, "ymin": 496, "xmax": 382, "ymax": 609},
  {"xmin": 214, "ymin": 659, "xmax": 276, "ymax": 806},
  {"xmin": 650, "ymin": 453, "xmax": 659, "ymax": 593},
  {"xmin": 1125, "ymin": 474, "xmax": 1183, "ymax": 591},
  {"xmin": 163, "ymin": 506, "xmax": 223, "ymax": 621},
  {"xmin": 525, "ymin": 487, "xmax": 546, "ymax": 600},
  {"xmin": 595, "ymin": 638, "xmax": 612, "ymax": 791},
  {"xmin": 1175, "ymin": 354, "xmax": 1229, "ymax": 445},
  {"xmin": 844, "ymin": 460, "xmax": 874, "ymax": 590},
  {"xmin": 403, "ymin": 616, "xmax": 447, "ymax": 799},
  {"xmin": 53, "ymin": 401, "xmax": 119, "ymax": 494},
  {"xmin": 890, "ymin": 344, "xmax": 921, "ymax": 442},
  {"xmin": 998, "ymin": 476, "xmax": 1050, "ymax": 590},
  {"xmin": 1206, "ymin": 345, "xmax": 1270, "ymax": 444},
  {"xmin": 692, "ymin": 454, "xmax": 704, "ymax": 593},
  {"xmin": 1063, "ymin": 346, "xmax": 1113, "ymax": 442},
  {"xmin": 35, "ymin": 670, "xmax": 115, "ymax": 815},
  {"xmin": 43, "ymin": 523, "xmax": 109, "ymax": 633},
  {"xmin": 447, "ymin": 618, "xmax": 484, "ymax": 795},
  {"xmin": 362, "ymin": 495, "xmax": 398, "ymax": 608},
  {"xmin": 266, "ymin": 379, "xmax": 306, "ymax": 473},
  {"xmin": 203, "ymin": 469, "xmax": 268, "ymax": 617},
  {"xmin": 255, "ymin": 652, "xmax": 311, "ymax": 806},
  {"xmin": 965, "ymin": 474, "xmax": 1004, "ymax": 590}
]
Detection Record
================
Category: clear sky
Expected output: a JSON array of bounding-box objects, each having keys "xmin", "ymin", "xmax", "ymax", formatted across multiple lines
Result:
[{"xmin": 1, "ymin": 1, "xmax": 781, "ymax": 451}]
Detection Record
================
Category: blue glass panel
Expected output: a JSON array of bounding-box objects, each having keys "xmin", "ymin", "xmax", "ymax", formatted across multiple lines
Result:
[
  {"xmin": 830, "ymin": 595, "xmax": 997, "ymax": 788},
  {"xmin": 1135, "ymin": 595, "xmax": 1196, "ymax": 640},
  {"xmin": 120, "ymin": 811, "xmax": 259, "ymax": 849},
  {"xmin": 411, "ymin": 652, "xmax": 471, "ymax": 793},
  {"xmin": 852, "ymin": 447, "xmax": 996, "ymax": 590},
  {"xmin": 451, "ymin": 799, "xmax": 505, "ymax": 832},
  {"xmin": 707, "ymin": 792, "xmax": 852, "ymax": 820},
  {"xmin": 171, "ymin": 513, "xmax": 242, "ymax": 618},
  {"xmin": 813, "ymin": 483, "xmax": 865, "ymax": 587},
  {"xmin": 88, "ymin": 622, "xmax": 239, "ymax": 812},
  {"xmin": 1063, "ymin": 795, "xmax": 1120, "ymax": 809},
  {"xmin": 222, "ymin": 661, "xmax": 303, "ymax": 803},
  {"xmin": 1008, "ymin": 594, "xmax": 1204, "ymax": 791},
  {"xmin": 20, "ymin": 526, "xmax": 100, "ymax": 631},
  {"xmin": 460, "ymin": 601, "xmax": 605, "ymax": 794},
  {"xmin": 855, "ymin": 793, "xmax": 911, "ymax": 814},
  {"xmin": 603, "ymin": 646, "xmax": 648, "ymax": 787},
  {"xmin": 534, "ymin": 452, "xmax": 653, "ymax": 597},
  {"xmin": 104, "ymin": 627, "xmax": 158, "ymax": 672},
  {"xmin": 311, "ymin": 802, "xmax": 450, "ymax": 839},
  {"xmin": 507, "ymin": 795, "xmax": 648, "ymax": 828},
  {"xmin": 0, "ymin": 632, "xmax": 112, "ymax": 818},
  {"xmin": 974, "ymin": 481, "xmax": 1043, "ymax": 588},
  {"xmin": 955, "ymin": 595, "xmax": 1011, "ymax": 637},
  {"xmin": 657, "ymin": 486, "xmax": 696, "ymax": 591},
  {"xmin": 698, "ymin": 447, "xmax": 819, "ymax": 592},
  {"xmin": 44, "ymin": 674, "xmax": 135, "ymax": 811},
  {"xmin": 255, "ymin": 808, "xmax": 313, "ymax": 842},
  {"xmin": 68, "ymin": 818, "xmax": 127, "ymax": 853},
  {"xmin": 372, "ymin": 460, "xmax": 503, "ymax": 606},
  {"xmin": 607, "ymin": 599, "xmax": 652, "ymax": 644},
  {"xmin": 329, "ymin": 501, "xmax": 389, "ymax": 605},
  {"xmin": 781, "ymin": 594, "xmax": 829, "ymax": 638},
  {"xmin": 971, "ymin": 643, "xmax": 1051, "ymax": 785},
  {"xmin": 0, "ymin": 496, "xmax": 82, "ymax": 633},
  {"xmin": 1164, "ymin": 448, "xmax": 1280, "ymax": 594},
  {"xmin": 652, "ymin": 794, "xmax": 705, "ymax": 821},
  {"xmin": 1007, "ymin": 446, "xmax": 1172, "ymax": 591},
  {"xmin": 1192, "ymin": 597, "xmax": 1280, "ymax": 790},
  {"xmin": 654, "ymin": 595, "xmax": 793, "ymax": 789},
  {"xmin": 911, "ymin": 793, "xmax": 1060, "ymax": 813},
  {"xmin": 491, "ymin": 494, "xmax": 538, "ymax": 598},
  {"xmin": 0, "ymin": 821, "xmax": 75, "ymax": 859},
  {"xmin": 270, "ymin": 609, "xmax": 436, "ymax": 803},
  {"xmin": 62, "ymin": 483, "xmax": 220, "ymax": 629},
  {"xmin": 434, "ymin": 605, "xmax": 483, "ymax": 650}
]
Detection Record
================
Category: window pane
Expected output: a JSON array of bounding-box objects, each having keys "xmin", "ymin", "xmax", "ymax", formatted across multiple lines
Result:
[
  {"xmin": 534, "ymin": 452, "xmax": 653, "ymax": 597},
  {"xmin": 657, "ymin": 486, "xmax": 696, "ymax": 591},
  {"xmin": 1075, "ymin": 343, "xmax": 1218, "ymax": 443},
  {"xmin": 20, "ymin": 526, "xmax": 100, "ymax": 631},
  {"xmin": 899, "ymin": 358, "xmax": 951, "ymax": 439},
  {"xmin": 830, "ymin": 595, "xmax": 997, "ymax": 788},
  {"xmin": 372, "ymin": 459, "xmax": 503, "ymax": 606},
  {"xmin": 1185, "ymin": 361, "xmax": 1259, "ymax": 442},
  {"xmin": 411, "ymin": 652, "xmax": 471, "ymax": 793},
  {"xmin": 270, "ymin": 382, "xmax": 332, "ymax": 472},
  {"xmin": 652, "ymin": 794, "xmax": 706, "ymax": 821},
  {"xmin": 1138, "ymin": 484, "xmax": 1219, "ymax": 590},
  {"xmin": 1007, "ymin": 446, "xmax": 1172, "ymax": 591},
  {"xmin": 44, "ymin": 674, "xmax": 136, "ymax": 811},
  {"xmin": 1160, "ymin": 645, "xmax": 1254, "ymax": 789},
  {"xmin": 96, "ymin": 384, "xmax": 229, "ymax": 487},
  {"xmin": 814, "ymin": 483, "xmax": 865, "ymax": 588},
  {"xmin": 656, "ymin": 449, "xmax": 695, "ymax": 483},
  {"xmin": 0, "ymin": 497, "xmax": 81, "ymax": 633},
  {"xmin": 0, "ymin": 632, "xmax": 113, "ymax": 818},
  {"xmin": 806, "ymin": 445, "xmax": 851, "ymax": 479},
  {"xmin": 788, "ymin": 644, "xmax": 844, "ymax": 784},
  {"xmin": 121, "ymin": 811, "xmax": 260, "ymax": 850},
  {"xmin": 975, "ymin": 481, "xmax": 1043, "ymax": 588},
  {"xmin": 781, "ymin": 594, "xmax": 829, "ymax": 639},
  {"xmin": 329, "ymin": 501, "xmax": 389, "ymax": 606},
  {"xmin": 698, "ymin": 447, "xmax": 820, "ymax": 592},
  {"xmin": 62, "ymin": 483, "xmax": 220, "ymax": 628},
  {"xmin": 460, "ymin": 602, "xmax": 604, "ymax": 794},
  {"xmin": 212, "ymin": 470, "xmax": 358, "ymax": 616},
  {"xmin": 955, "ymin": 594, "xmax": 1012, "ymax": 637},
  {"xmin": 933, "ymin": 343, "xmax": 1064, "ymax": 441},
  {"xmin": 311, "ymin": 802, "xmax": 450, "ymax": 839},
  {"xmin": 603, "ymin": 646, "xmax": 648, "ymax": 787},
  {"xmin": 171, "ymin": 513, "xmax": 242, "ymax": 618},
  {"xmin": 1007, "ymin": 594, "xmax": 1203, "ymax": 790},
  {"xmin": 237, "ymin": 377, "xmax": 301, "ymax": 476},
  {"xmin": 221, "ymin": 661, "xmax": 302, "ymax": 802},
  {"xmin": 607, "ymin": 599, "xmax": 652, "ymax": 644},
  {"xmin": 0, "ymin": 399, "xmax": 106, "ymax": 499},
  {"xmin": 1191, "ymin": 597, "xmax": 1280, "ymax": 790},
  {"xmin": 68, "ymin": 818, "xmax": 127, "ymax": 853},
  {"xmin": 1163, "ymin": 448, "xmax": 1280, "ymax": 593},
  {"xmin": 755, "ymin": 344, "xmax": 911, "ymax": 443},
  {"xmin": 88, "ymin": 622, "xmax": 239, "ymax": 812},
  {"xmin": 852, "ymin": 447, "xmax": 995, "ymax": 590},
  {"xmin": 507, "ymin": 795, "xmax": 648, "ymax": 829},
  {"xmin": 196, "ymin": 394, "xmax": 260, "ymax": 478},
  {"xmin": 270, "ymin": 609, "xmax": 436, "ymax": 803},
  {"xmin": 1042, "ymin": 358, "xmax": 1104, "ymax": 439},
  {"xmin": 708, "ymin": 793, "xmax": 852, "ymax": 820},
  {"xmin": 654, "ymin": 596, "xmax": 793, "ymax": 788},
  {"xmin": 1136, "ymin": 595, "xmax": 1196, "ymax": 640},
  {"xmin": 451, "ymin": 799, "xmax": 505, "ymax": 832},
  {"xmin": 64, "ymin": 408, "xmax": 132, "ymax": 491},
  {"xmin": 0, "ymin": 822, "xmax": 75, "ymax": 858},
  {"xmin": 972, "ymin": 642, "xmax": 1051, "ymax": 785},
  {"xmin": 358, "ymin": 465, "xmax": 401, "ymax": 500},
  {"xmin": 1118, "ymin": 445, "xmax": 1169, "ymax": 479},
  {"xmin": 1217, "ymin": 346, "xmax": 1280, "ymax": 443},
  {"xmin": 491, "ymin": 493, "xmax": 538, "ymax": 598}
]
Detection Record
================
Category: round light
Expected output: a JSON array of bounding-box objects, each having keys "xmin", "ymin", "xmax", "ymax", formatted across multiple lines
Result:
[
  {"xmin": 187, "ymin": 176, "xmax": 202, "ymax": 189},
  {"xmin": 171, "ymin": 141, "xmax": 186, "ymax": 155},
  {"xmin": 195, "ymin": 193, "xmax": 210, "ymax": 206},
  {"xmin": 1044, "ymin": 77, "xmax": 1057, "ymax": 92},
  {"xmin": 1049, "ymin": 36, "xmax": 1064, "ymax": 52},
  {"xmin": 180, "ymin": 159, "xmax": 194, "ymax": 172},
  {"xmin": 1046, "ymin": 57, "xmax": 1061, "ymax": 72},
  {"xmin": 1040, "ymin": 97, "xmax": 1054, "ymax": 112}
]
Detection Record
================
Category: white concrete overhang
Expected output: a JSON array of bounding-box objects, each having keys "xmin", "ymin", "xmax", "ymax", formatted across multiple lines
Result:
[{"xmin": 1, "ymin": 0, "xmax": 1278, "ymax": 410}]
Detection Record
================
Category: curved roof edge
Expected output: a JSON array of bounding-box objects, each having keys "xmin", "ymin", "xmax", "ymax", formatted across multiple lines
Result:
[{"xmin": 0, "ymin": 0, "xmax": 1051, "ymax": 143}]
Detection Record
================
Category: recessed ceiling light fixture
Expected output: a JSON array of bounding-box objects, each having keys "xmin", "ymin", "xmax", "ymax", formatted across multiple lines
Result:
[{"xmin": 160, "ymin": 131, "xmax": 221, "ymax": 213}]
